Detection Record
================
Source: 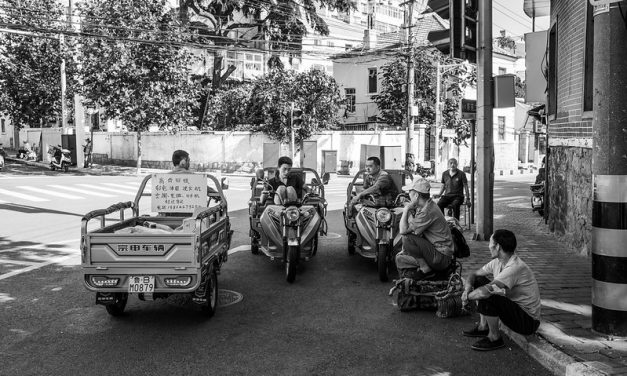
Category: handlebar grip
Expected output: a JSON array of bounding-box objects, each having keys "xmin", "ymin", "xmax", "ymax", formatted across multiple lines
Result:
[{"xmin": 82, "ymin": 201, "xmax": 134, "ymax": 221}]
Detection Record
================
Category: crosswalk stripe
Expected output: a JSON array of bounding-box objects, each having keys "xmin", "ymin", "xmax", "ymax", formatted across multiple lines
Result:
[
  {"xmin": 494, "ymin": 196, "xmax": 527, "ymax": 202},
  {"xmin": 76, "ymin": 184, "xmax": 135, "ymax": 195},
  {"xmin": 102, "ymin": 183, "xmax": 142, "ymax": 192},
  {"xmin": 0, "ymin": 188, "xmax": 49, "ymax": 202},
  {"xmin": 18, "ymin": 186, "xmax": 84, "ymax": 200},
  {"xmin": 47, "ymin": 185, "xmax": 116, "ymax": 197}
]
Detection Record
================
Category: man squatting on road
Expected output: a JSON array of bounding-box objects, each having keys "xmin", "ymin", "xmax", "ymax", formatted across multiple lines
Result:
[
  {"xmin": 462, "ymin": 229, "xmax": 541, "ymax": 351},
  {"xmin": 395, "ymin": 178, "xmax": 454, "ymax": 281}
]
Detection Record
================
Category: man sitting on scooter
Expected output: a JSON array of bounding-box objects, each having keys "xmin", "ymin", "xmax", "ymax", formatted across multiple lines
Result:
[
  {"xmin": 268, "ymin": 156, "xmax": 305, "ymax": 205},
  {"xmin": 396, "ymin": 178, "xmax": 454, "ymax": 280},
  {"xmin": 349, "ymin": 156, "xmax": 399, "ymax": 211}
]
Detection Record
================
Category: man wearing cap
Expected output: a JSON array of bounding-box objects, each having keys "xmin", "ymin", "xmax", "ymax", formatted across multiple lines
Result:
[{"xmin": 395, "ymin": 178, "xmax": 454, "ymax": 280}]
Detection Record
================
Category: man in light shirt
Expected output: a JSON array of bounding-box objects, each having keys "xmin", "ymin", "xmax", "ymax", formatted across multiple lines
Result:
[{"xmin": 462, "ymin": 229, "xmax": 541, "ymax": 351}]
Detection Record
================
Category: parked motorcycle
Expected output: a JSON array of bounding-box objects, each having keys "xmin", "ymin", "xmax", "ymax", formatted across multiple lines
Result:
[
  {"xmin": 343, "ymin": 170, "xmax": 407, "ymax": 282},
  {"xmin": 248, "ymin": 168, "xmax": 327, "ymax": 283},
  {"xmin": 530, "ymin": 183, "xmax": 544, "ymax": 216},
  {"xmin": 48, "ymin": 145, "xmax": 72, "ymax": 172}
]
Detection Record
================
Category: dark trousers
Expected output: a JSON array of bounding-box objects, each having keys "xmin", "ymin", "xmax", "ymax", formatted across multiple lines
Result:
[
  {"xmin": 437, "ymin": 195, "xmax": 464, "ymax": 220},
  {"xmin": 474, "ymin": 277, "xmax": 540, "ymax": 336}
]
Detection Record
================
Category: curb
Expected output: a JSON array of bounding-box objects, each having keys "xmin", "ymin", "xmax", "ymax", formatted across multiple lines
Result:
[{"xmin": 501, "ymin": 325, "xmax": 623, "ymax": 376}]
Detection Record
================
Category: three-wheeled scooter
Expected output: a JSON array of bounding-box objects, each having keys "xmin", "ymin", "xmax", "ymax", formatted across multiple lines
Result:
[{"xmin": 248, "ymin": 167, "xmax": 327, "ymax": 283}]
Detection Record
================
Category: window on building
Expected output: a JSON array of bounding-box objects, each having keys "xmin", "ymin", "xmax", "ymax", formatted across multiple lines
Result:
[
  {"xmin": 584, "ymin": 4, "xmax": 594, "ymax": 112},
  {"xmin": 548, "ymin": 22, "xmax": 558, "ymax": 116},
  {"xmin": 498, "ymin": 67, "xmax": 506, "ymax": 75},
  {"xmin": 312, "ymin": 64, "xmax": 325, "ymax": 71},
  {"xmin": 345, "ymin": 88, "xmax": 356, "ymax": 113},
  {"xmin": 1, "ymin": 119, "xmax": 5, "ymax": 134},
  {"xmin": 498, "ymin": 116, "xmax": 506, "ymax": 140},
  {"xmin": 368, "ymin": 68, "xmax": 378, "ymax": 93},
  {"xmin": 327, "ymin": 41, "xmax": 335, "ymax": 47},
  {"xmin": 314, "ymin": 38, "xmax": 321, "ymax": 46}
]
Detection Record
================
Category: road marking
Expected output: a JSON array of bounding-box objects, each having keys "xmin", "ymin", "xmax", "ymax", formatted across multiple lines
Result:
[
  {"xmin": 76, "ymin": 184, "xmax": 135, "ymax": 195},
  {"xmin": 228, "ymin": 245, "xmax": 250, "ymax": 255},
  {"xmin": 494, "ymin": 196, "xmax": 527, "ymax": 202},
  {"xmin": 0, "ymin": 258, "xmax": 39, "ymax": 266},
  {"xmin": 0, "ymin": 254, "xmax": 76, "ymax": 281},
  {"xmin": 0, "ymin": 239, "xmax": 77, "ymax": 253},
  {"xmin": 102, "ymin": 183, "xmax": 141, "ymax": 192},
  {"xmin": 18, "ymin": 186, "xmax": 84, "ymax": 200},
  {"xmin": 47, "ymin": 185, "xmax": 115, "ymax": 197},
  {"xmin": 0, "ymin": 188, "xmax": 49, "ymax": 202}
]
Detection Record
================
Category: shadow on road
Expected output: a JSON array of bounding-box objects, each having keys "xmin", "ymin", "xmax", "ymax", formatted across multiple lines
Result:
[{"xmin": 0, "ymin": 203, "xmax": 83, "ymax": 218}]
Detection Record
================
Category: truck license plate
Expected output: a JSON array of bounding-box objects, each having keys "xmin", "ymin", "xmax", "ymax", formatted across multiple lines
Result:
[{"xmin": 128, "ymin": 276, "xmax": 155, "ymax": 293}]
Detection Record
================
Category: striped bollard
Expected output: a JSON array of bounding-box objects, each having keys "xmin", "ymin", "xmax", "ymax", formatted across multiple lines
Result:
[{"xmin": 592, "ymin": 175, "xmax": 627, "ymax": 335}]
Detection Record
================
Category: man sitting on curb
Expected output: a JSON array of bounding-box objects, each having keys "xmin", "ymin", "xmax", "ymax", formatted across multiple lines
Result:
[
  {"xmin": 395, "ymin": 178, "xmax": 454, "ymax": 280},
  {"xmin": 462, "ymin": 229, "xmax": 541, "ymax": 351}
]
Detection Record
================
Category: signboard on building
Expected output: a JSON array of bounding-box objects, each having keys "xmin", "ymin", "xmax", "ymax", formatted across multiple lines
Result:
[
  {"xmin": 441, "ymin": 128, "xmax": 457, "ymax": 138},
  {"xmin": 151, "ymin": 173, "xmax": 206, "ymax": 213}
]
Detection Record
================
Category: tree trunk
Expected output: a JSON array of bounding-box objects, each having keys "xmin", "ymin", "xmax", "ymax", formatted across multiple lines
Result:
[{"xmin": 136, "ymin": 129, "xmax": 142, "ymax": 176}]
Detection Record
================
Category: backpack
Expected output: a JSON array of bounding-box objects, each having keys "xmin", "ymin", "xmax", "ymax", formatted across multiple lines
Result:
[{"xmin": 450, "ymin": 226, "xmax": 470, "ymax": 258}]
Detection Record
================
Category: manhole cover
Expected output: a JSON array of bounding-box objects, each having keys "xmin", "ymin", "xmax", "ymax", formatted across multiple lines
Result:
[{"xmin": 218, "ymin": 289, "xmax": 243, "ymax": 307}]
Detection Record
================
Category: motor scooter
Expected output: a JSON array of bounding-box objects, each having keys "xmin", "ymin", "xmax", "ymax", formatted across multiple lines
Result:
[
  {"xmin": 48, "ymin": 145, "xmax": 72, "ymax": 172},
  {"xmin": 530, "ymin": 183, "xmax": 544, "ymax": 216}
]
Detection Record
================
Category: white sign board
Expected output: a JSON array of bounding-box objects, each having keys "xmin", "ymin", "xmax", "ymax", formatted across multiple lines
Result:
[
  {"xmin": 441, "ymin": 128, "xmax": 457, "ymax": 138},
  {"xmin": 151, "ymin": 173, "xmax": 206, "ymax": 213},
  {"xmin": 589, "ymin": 0, "xmax": 621, "ymax": 5}
]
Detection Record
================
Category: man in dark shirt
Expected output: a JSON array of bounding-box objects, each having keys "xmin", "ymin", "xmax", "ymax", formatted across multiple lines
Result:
[
  {"xmin": 435, "ymin": 158, "xmax": 470, "ymax": 220},
  {"xmin": 350, "ymin": 156, "xmax": 399, "ymax": 209},
  {"xmin": 268, "ymin": 156, "xmax": 304, "ymax": 205}
]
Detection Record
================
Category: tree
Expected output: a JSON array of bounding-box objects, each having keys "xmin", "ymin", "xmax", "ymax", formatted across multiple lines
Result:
[
  {"xmin": 204, "ymin": 83, "xmax": 253, "ymax": 130},
  {"xmin": 246, "ymin": 68, "xmax": 342, "ymax": 146},
  {"xmin": 0, "ymin": 0, "xmax": 76, "ymax": 129},
  {"xmin": 76, "ymin": 0, "xmax": 200, "ymax": 173},
  {"xmin": 373, "ymin": 48, "xmax": 476, "ymax": 146}
]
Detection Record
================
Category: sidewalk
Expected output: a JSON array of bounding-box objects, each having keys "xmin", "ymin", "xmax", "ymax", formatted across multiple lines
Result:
[{"xmin": 458, "ymin": 183, "xmax": 627, "ymax": 376}]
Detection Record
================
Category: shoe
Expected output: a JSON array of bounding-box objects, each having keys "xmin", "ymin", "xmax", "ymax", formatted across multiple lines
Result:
[
  {"xmin": 414, "ymin": 270, "xmax": 436, "ymax": 281},
  {"xmin": 463, "ymin": 325, "xmax": 489, "ymax": 338},
  {"xmin": 471, "ymin": 337, "xmax": 505, "ymax": 351}
]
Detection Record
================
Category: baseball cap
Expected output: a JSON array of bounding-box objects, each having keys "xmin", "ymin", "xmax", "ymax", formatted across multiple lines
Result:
[{"xmin": 410, "ymin": 178, "xmax": 431, "ymax": 194}]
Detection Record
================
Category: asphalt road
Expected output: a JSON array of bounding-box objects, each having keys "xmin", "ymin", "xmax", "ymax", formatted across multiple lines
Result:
[{"xmin": 0, "ymin": 161, "xmax": 551, "ymax": 376}]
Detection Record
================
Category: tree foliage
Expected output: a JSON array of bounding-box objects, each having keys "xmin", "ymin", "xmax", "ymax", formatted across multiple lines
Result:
[
  {"xmin": 0, "ymin": 0, "xmax": 76, "ymax": 129},
  {"xmin": 373, "ymin": 48, "xmax": 476, "ymax": 146},
  {"xmin": 76, "ymin": 0, "xmax": 200, "ymax": 133},
  {"xmin": 182, "ymin": 0, "xmax": 356, "ymax": 53},
  {"xmin": 204, "ymin": 68, "xmax": 343, "ymax": 144}
]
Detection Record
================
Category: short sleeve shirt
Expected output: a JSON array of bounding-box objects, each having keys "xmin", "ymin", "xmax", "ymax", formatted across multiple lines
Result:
[
  {"xmin": 268, "ymin": 173, "xmax": 304, "ymax": 199},
  {"xmin": 408, "ymin": 199, "xmax": 454, "ymax": 257},
  {"xmin": 441, "ymin": 170, "xmax": 467, "ymax": 197},
  {"xmin": 363, "ymin": 170, "xmax": 399, "ymax": 202},
  {"xmin": 480, "ymin": 255, "xmax": 542, "ymax": 320}
]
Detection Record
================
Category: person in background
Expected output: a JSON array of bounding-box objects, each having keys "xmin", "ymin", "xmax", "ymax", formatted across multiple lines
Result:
[
  {"xmin": 83, "ymin": 138, "xmax": 93, "ymax": 168},
  {"xmin": 435, "ymin": 158, "xmax": 470, "ymax": 220}
]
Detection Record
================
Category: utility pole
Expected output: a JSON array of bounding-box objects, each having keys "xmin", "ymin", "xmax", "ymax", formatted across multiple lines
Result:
[
  {"xmin": 60, "ymin": 0, "xmax": 71, "ymax": 129},
  {"xmin": 590, "ymin": 1, "xmax": 627, "ymax": 336},
  {"xmin": 434, "ymin": 62, "xmax": 442, "ymax": 178},
  {"xmin": 404, "ymin": 0, "xmax": 416, "ymax": 165},
  {"xmin": 474, "ymin": 0, "xmax": 493, "ymax": 240}
]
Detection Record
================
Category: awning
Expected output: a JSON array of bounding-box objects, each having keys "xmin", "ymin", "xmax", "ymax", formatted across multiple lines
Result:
[{"xmin": 524, "ymin": 0, "xmax": 550, "ymax": 18}]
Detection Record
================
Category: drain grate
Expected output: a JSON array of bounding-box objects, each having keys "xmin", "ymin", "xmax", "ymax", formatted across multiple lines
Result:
[{"xmin": 218, "ymin": 289, "xmax": 243, "ymax": 307}]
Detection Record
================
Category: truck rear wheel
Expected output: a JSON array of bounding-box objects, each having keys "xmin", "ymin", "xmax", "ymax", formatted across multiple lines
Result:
[
  {"xmin": 200, "ymin": 269, "xmax": 218, "ymax": 317},
  {"xmin": 105, "ymin": 293, "xmax": 128, "ymax": 316}
]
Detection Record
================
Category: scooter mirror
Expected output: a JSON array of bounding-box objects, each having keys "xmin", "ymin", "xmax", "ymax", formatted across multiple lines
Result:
[{"xmin": 221, "ymin": 177, "xmax": 229, "ymax": 190}]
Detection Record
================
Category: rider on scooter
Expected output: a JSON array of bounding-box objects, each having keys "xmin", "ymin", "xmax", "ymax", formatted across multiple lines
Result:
[
  {"xmin": 348, "ymin": 156, "xmax": 399, "ymax": 214},
  {"xmin": 268, "ymin": 156, "xmax": 305, "ymax": 205}
]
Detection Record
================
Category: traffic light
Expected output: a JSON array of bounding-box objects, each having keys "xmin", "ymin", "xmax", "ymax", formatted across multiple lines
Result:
[
  {"xmin": 292, "ymin": 108, "xmax": 303, "ymax": 129},
  {"xmin": 424, "ymin": 0, "xmax": 477, "ymax": 63}
]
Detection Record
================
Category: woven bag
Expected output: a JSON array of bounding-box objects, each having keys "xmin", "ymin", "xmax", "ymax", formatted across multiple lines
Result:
[{"xmin": 435, "ymin": 274, "xmax": 465, "ymax": 318}]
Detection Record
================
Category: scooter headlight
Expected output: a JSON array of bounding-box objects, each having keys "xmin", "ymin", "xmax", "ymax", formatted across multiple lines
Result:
[
  {"xmin": 375, "ymin": 208, "xmax": 392, "ymax": 224},
  {"xmin": 285, "ymin": 207, "xmax": 300, "ymax": 222}
]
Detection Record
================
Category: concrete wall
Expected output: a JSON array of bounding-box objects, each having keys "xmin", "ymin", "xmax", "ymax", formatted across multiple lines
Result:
[
  {"xmin": 88, "ymin": 130, "xmax": 418, "ymax": 174},
  {"xmin": 545, "ymin": 0, "xmax": 593, "ymax": 255}
]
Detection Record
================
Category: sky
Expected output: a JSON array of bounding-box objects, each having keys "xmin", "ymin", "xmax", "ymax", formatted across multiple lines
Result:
[{"xmin": 492, "ymin": 0, "xmax": 550, "ymax": 38}]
